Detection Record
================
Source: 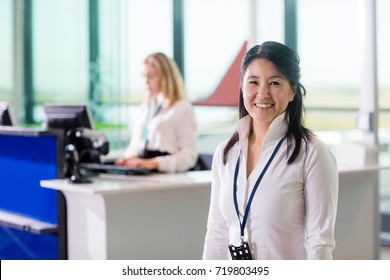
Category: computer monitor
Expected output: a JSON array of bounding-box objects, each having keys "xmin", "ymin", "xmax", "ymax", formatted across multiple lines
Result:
[
  {"xmin": 43, "ymin": 104, "xmax": 108, "ymax": 167},
  {"xmin": 43, "ymin": 104, "xmax": 94, "ymax": 132},
  {"xmin": 0, "ymin": 102, "xmax": 14, "ymax": 126}
]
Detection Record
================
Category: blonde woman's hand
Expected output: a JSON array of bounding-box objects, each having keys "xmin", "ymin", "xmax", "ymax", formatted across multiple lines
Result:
[{"xmin": 116, "ymin": 157, "xmax": 159, "ymax": 170}]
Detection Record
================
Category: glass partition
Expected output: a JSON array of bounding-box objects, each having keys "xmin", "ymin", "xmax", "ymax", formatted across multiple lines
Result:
[{"xmin": 0, "ymin": 0, "xmax": 13, "ymax": 102}]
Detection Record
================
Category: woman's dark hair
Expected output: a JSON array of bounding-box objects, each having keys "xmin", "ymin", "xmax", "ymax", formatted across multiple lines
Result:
[{"xmin": 223, "ymin": 41, "xmax": 313, "ymax": 164}]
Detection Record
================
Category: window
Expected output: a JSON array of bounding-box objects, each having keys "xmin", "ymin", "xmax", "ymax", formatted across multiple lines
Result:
[
  {"xmin": 297, "ymin": 0, "xmax": 360, "ymax": 143},
  {"xmin": 378, "ymin": 0, "xmax": 390, "ymax": 136},
  {"xmin": 33, "ymin": 0, "xmax": 88, "ymax": 108},
  {"xmin": 183, "ymin": 0, "xmax": 248, "ymax": 101},
  {"xmin": 257, "ymin": 0, "xmax": 284, "ymax": 44},
  {"xmin": 377, "ymin": 0, "xmax": 390, "ymax": 216},
  {"xmin": 97, "ymin": 0, "xmax": 173, "ymax": 148},
  {"xmin": 183, "ymin": 0, "xmax": 249, "ymax": 152},
  {"xmin": 0, "ymin": 0, "xmax": 13, "ymax": 102}
]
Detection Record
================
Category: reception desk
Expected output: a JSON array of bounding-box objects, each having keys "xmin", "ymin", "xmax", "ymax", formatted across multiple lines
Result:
[
  {"xmin": 334, "ymin": 165, "xmax": 379, "ymax": 260},
  {"xmin": 41, "ymin": 171, "xmax": 211, "ymax": 260},
  {"xmin": 41, "ymin": 166, "xmax": 380, "ymax": 260},
  {"xmin": 0, "ymin": 127, "xmax": 66, "ymax": 260}
]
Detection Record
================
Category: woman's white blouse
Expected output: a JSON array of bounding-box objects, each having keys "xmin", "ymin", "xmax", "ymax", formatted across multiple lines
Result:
[
  {"xmin": 124, "ymin": 99, "xmax": 198, "ymax": 173},
  {"xmin": 203, "ymin": 113, "xmax": 338, "ymax": 259}
]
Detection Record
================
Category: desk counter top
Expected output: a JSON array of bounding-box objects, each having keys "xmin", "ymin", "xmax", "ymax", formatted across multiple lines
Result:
[
  {"xmin": 338, "ymin": 164, "xmax": 381, "ymax": 174},
  {"xmin": 40, "ymin": 170, "xmax": 212, "ymax": 195},
  {"xmin": 41, "ymin": 165, "xmax": 384, "ymax": 196}
]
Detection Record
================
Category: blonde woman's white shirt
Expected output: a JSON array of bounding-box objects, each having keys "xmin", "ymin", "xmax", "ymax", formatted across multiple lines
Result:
[
  {"xmin": 125, "ymin": 99, "xmax": 198, "ymax": 173},
  {"xmin": 203, "ymin": 113, "xmax": 338, "ymax": 259}
]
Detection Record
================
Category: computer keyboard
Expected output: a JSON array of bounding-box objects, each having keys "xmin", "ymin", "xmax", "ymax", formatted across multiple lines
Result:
[{"xmin": 80, "ymin": 162, "xmax": 150, "ymax": 176}]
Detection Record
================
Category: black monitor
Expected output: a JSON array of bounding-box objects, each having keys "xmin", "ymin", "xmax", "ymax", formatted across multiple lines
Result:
[
  {"xmin": 0, "ymin": 102, "xmax": 14, "ymax": 126},
  {"xmin": 43, "ymin": 104, "xmax": 108, "ymax": 169},
  {"xmin": 43, "ymin": 104, "xmax": 94, "ymax": 132}
]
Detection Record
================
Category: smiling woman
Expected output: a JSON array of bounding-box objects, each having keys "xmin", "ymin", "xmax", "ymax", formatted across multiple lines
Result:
[
  {"xmin": 242, "ymin": 59, "xmax": 295, "ymax": 131},
  {"xmin": 202, "ymin": 41, "xmax": 339, "ymax": 260},
  {"xmin": 241, "ymin": 58, "xmax": 295, "ymax": 175}
]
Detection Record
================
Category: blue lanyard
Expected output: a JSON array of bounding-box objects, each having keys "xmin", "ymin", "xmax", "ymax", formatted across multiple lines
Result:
[
  {"xmin": 233, "ymin": 136, "xmax": 285, "ymax": 239},
  {"xmin": 143, "ymin": 103, "xmax": 162, "ymax": 147}
]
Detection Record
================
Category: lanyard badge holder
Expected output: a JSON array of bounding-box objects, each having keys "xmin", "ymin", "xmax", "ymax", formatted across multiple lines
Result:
[
  {"xmin": 141, "ymin": 103, "xmax": 162, "ymax": 156},
  {"xmin": 228, "ymin": 137, "xmax": 285, "ymax": 260},
  {"xmin": 229, "ymin": 237, "xmax": 253, "ymax": 260}
]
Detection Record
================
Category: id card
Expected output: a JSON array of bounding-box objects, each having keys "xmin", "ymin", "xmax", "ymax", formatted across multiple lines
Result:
[{"xmin": 228, "ymin": 241, "xmax": 253, "ymax": 260}]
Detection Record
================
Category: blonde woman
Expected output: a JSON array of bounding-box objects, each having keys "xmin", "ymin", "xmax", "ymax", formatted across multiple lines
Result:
[{"xmin": 116, "ymin": 52, "xmax": 198, "ymax": 173}]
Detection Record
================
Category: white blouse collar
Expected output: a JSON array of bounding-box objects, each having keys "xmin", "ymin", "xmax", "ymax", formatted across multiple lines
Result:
[{"xmin": 237, "ymin": 112, "xmax": 288, "ymax": 155}]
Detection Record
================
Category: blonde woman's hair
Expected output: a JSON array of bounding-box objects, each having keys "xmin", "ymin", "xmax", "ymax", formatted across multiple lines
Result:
[{"xmin": 144, "ymin": 52, "xmax": 185, "ymax": 107}]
